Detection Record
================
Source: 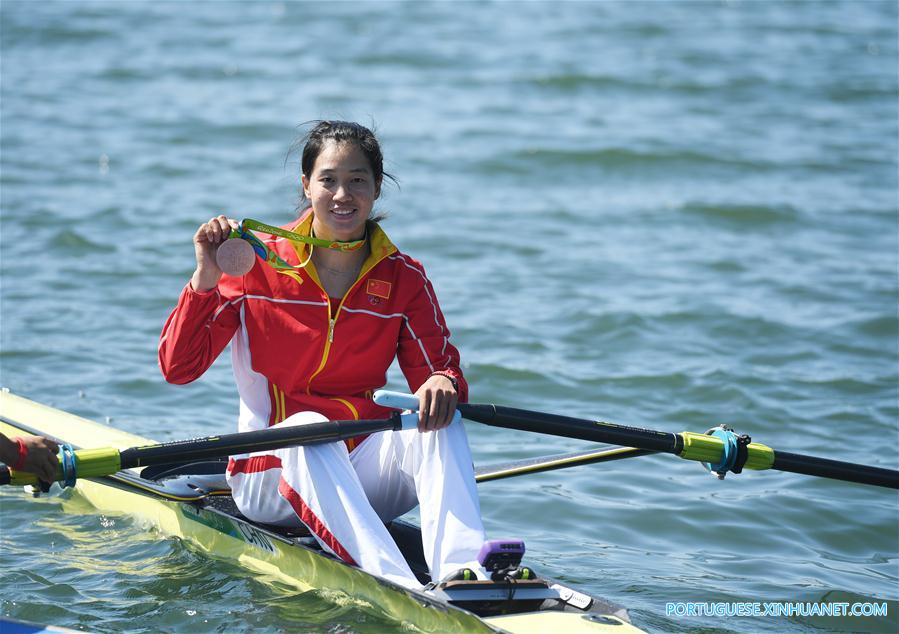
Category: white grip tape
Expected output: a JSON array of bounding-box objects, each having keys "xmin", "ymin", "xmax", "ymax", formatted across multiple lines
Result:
[
  {"xmin": 397, "ymin": 411, "xmax": 460, "ymax": 430},
  {"xmin": 374, "ymin": 390, "xmax": 420, "ymax": 411},
  {"xmin": 376, "ymin": 390, "xmax": 462, "ymax": 428},
  {"xmin": 399, "ymin": 412, "xmax": 421, "ymax": 430}
]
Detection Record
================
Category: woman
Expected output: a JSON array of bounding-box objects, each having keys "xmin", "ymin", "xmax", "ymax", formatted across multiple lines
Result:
[{"xmin": 159, "ymin": 121, "xmax": 486, "ymax": 589}]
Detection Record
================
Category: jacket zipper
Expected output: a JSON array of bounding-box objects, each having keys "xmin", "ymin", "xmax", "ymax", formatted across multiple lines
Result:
[{"xmin": 305, "ymin": 251, "xmax": 393, "ymax": 394}]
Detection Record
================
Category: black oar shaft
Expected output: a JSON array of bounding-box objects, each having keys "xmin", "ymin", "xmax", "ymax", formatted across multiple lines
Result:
[
  {"xmin": 459, "ymin": 403, "xmax": 681, "ymax": 453},
  {"xmin": 772, "ymin": 451, "xmax": 899, "ymax": 489},
  {"xmin": 0, "ymin": 415, "xmax": 404, "ymax": 486},
  {"xmin": 120, "ymin": 417, "xmax": 400, "ymax": 469},
  {"xmin": 457, "ymin": 402, "xmax": 899, "ymax": 490}
]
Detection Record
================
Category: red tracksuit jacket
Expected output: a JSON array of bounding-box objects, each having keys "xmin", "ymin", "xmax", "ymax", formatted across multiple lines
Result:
[{"xmin": 159, "ymin": 211, "xmax": 468, "ymax": 447}]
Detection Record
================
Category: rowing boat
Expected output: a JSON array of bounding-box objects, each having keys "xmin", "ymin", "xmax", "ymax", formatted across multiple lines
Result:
[{"xmin": 0, "ymin": 389, "xmax": 645, "ymax": 633}]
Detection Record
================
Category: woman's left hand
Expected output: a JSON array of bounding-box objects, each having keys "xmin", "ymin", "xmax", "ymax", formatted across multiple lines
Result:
[{"xmin": 414, "ymin": 374, "xmax": 458, "ymax": 432}]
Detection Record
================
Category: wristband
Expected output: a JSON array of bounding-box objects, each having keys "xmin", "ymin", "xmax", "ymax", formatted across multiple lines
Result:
[
  {"xmin": 13, "ymin": 438, "xmax": 28, "ymax": 471},
  {"xmin": 428, "ymin": 371, "xmax": 459, "ymax": 392}
]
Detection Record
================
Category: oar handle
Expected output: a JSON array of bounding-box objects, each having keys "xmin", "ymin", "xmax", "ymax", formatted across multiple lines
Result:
[
  {"xmin": 372, "ymin": 391, "xmax": 464, "ymax": 428},
  {"xmin": 374, "ymin": 391, "xmax": 420, "ymax": 410}
]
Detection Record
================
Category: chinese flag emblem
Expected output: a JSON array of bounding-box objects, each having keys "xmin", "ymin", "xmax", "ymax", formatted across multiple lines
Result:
[{"xmin": 366, "ymin": 279, "xmax": 392, "ymax": 300}]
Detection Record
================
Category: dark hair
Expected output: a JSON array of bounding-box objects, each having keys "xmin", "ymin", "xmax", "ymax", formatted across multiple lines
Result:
[{"xmin": 294, "ymin": 120, "xmax": 397, "ymax": 219}]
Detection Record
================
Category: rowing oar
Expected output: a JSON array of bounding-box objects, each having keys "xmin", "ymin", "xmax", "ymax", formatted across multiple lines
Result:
[
  {"xmin": 374, "ymin": 391, "xmax": 899, "ymax": 490},
  {"xmin": 0, "ymin": 412, "xmax": 419, "ymax": 487}
]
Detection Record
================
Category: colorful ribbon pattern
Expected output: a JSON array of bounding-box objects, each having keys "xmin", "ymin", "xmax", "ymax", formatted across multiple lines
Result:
[{"xmin": 227, "ymin": 218, "xmax": 366, "ymax": 283}]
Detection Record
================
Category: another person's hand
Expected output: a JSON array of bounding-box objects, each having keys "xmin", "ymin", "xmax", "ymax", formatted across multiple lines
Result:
[
  {"xmin": 414, "ymin": 374, "xmax": 458, "ymax": 432},
  {"xmin": 0, "ymin": 435, "xmax": 60, "ymax": 483},
  {"xmin": 191, "ymin": 215, "xmax": 240, "ymax": 292}
]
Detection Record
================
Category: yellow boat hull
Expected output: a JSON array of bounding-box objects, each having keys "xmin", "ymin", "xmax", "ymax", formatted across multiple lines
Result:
[{"xmin": 0, "ymin": 389, "xmax": 645, "ymax": 633}]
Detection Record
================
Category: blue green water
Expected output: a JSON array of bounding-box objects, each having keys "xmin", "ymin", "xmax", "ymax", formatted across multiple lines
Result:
[{"xmin": 1, "ymin": 1, "xmax": 896, "ymax": 632}]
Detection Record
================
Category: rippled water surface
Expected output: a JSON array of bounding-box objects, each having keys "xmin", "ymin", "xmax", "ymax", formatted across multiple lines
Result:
[{"xmin": 1, "ymin": 1, "xmax": 897, "ymax": 632}]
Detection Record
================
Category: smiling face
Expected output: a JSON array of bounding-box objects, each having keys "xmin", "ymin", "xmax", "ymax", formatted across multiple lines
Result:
[{"xmin": 302, "ymin": 141, "xmax": 381, "ymax": 242}]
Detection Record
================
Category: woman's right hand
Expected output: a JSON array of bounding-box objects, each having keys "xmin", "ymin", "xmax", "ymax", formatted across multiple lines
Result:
[{"xmin": 191, "ymin": 215, "xmax": 239, "ymax": 292}]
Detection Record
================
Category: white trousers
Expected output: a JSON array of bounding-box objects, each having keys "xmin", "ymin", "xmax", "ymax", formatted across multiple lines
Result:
[{"xmin": 226, "ymin": 412, "xmax": 486, "ymax": 589}]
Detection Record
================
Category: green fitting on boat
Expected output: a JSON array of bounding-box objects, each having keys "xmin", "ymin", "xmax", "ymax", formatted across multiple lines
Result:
[
  {"xmin": 72, "ymin": 447, "xmax": 122, "ymax": 479},
  {"xmin": 7, "ymin": 446, "xmax": 123, "ymax": 486},
  {"xmin": 678, "ymin": 432, "xmax": 726, "ymax": 464},
  {"xmin": 6, "ymin": 470, "xmax": 40, "ymax": 486},
  {"xmin": 743, "ymin": 442, "xmax": 775, "ymax": 471},
  {"xmin": 678, "ymin": 432, "xmax": 775, "ymax": 471}
]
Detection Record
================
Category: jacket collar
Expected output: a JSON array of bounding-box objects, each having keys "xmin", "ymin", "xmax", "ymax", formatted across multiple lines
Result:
[{"xmin": 288, "ymin": 209, "xmax": 398, "ymax": 275}]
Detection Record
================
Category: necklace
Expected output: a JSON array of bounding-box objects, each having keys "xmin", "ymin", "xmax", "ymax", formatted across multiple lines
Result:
[{"xmin": 314, "ymin": 241, "xmax": 369, "ymax": 280}]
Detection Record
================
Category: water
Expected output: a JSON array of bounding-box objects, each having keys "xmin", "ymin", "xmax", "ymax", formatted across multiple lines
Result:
[{"xmin": 1, "ymin": 1, "xmax": 896, "ymax": 632}]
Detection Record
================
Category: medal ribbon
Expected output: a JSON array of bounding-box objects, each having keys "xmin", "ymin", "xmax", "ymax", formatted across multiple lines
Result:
[
  {"xmin": 239, "ymin": 219, "xmax": 366, "ymax": 252},
  {"xmin": 227, "ymin": 218, "xmax": 366, "ymax": 283}
]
